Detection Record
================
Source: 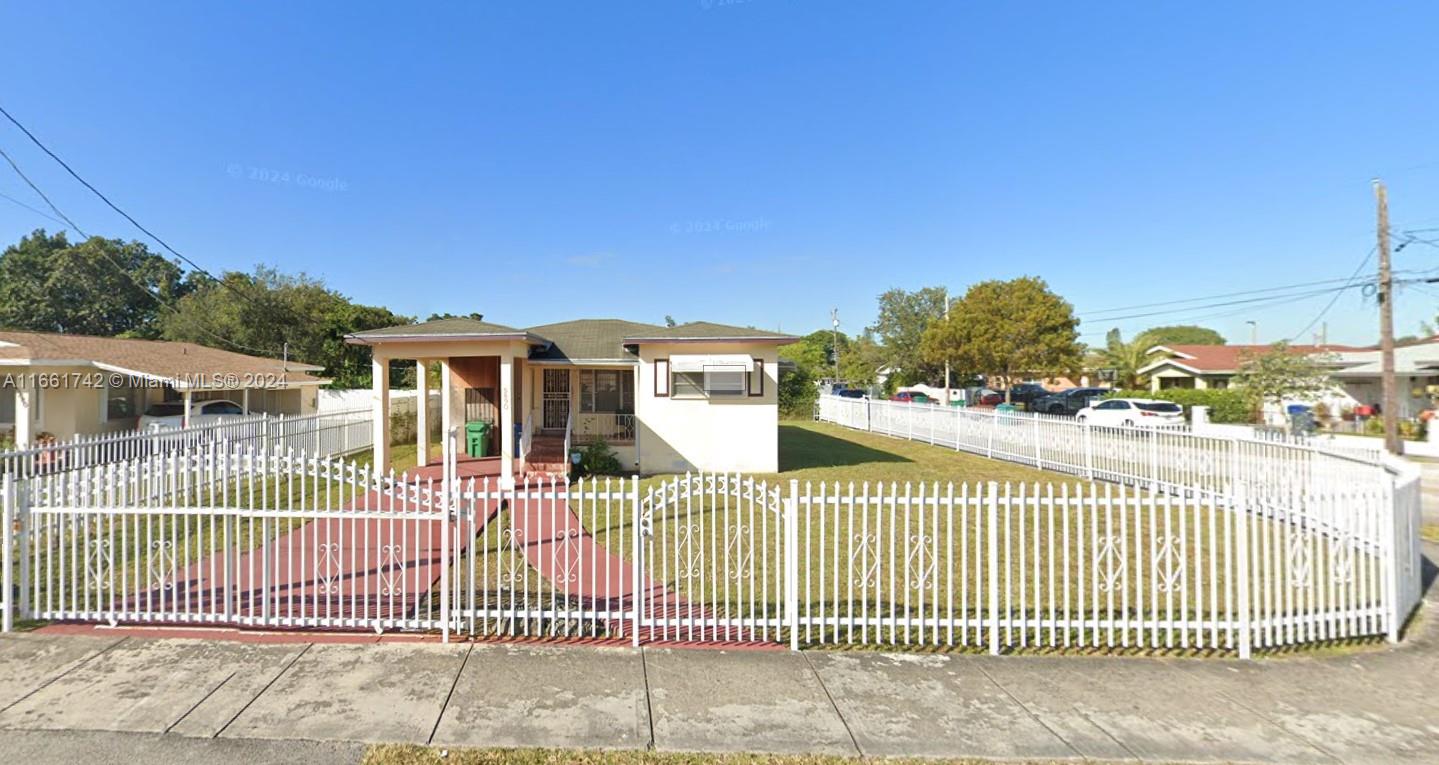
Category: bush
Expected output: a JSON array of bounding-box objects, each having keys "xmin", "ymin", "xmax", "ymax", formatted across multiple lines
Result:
[
  {"xmin": 576, "ymin": 440, "xmax": 623, "ymax": 476},
  {"xmin": 779, "ymin": 364, "xmax": 818, "ymax": 419},
  {"xmin": 1104, "ymin": 388, "xmax": 1251, "ymax": 423}
]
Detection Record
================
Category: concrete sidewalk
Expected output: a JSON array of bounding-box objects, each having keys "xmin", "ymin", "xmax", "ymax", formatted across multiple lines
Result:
[{"xmin": 1, "ymin": 549, "xmax": 1435, "ymax": 765}]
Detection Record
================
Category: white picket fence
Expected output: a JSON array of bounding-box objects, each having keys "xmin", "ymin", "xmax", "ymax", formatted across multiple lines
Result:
[
  {"xmin": 0, "ymin": 399, "xmax": 1424, "ymax": 657},
  {"xmin": 0, "ymin": 408, "xmax": 373, "ymax": 480}
]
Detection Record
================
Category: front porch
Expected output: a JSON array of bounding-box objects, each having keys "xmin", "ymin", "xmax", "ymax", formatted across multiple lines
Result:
[{"xmin": 363, "ymin": 349, "xmax": 640, "ymax": 486}]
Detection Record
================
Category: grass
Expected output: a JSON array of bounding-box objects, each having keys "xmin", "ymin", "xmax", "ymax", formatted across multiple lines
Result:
[{"xmin": 362, "ymin": 745, "xmax": 1196, "ymax": 765}]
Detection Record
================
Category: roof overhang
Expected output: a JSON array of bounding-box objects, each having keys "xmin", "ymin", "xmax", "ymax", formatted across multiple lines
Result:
[
  {"xmin": 1135, "ymin": 358, "xmax": 1225, "ymax": 376},
  {"xmin": 621, "ymin": 335, "xmax": 797, "ymax": 344},
  {"xmin": 346, "ymin": 331, "xmax": 547, "ymax": 345}
]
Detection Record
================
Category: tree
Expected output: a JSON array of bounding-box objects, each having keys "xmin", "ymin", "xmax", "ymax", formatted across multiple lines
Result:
[
  {"xmin": 871, "ymin": 286, "xmax": 946, "ymax": 385},
  {"xmin": 920, "ymin": 277, "xmax": 1081, "ymax": 401},
  {"xmin": 664, "ymin": 315, "xmax": 677, "ymax": 328},
  {"xmin": 1233, "ymin": 342, "xmax": 1336, "ymax": 420},
  {"xmin": 426, "ymin": 312, "xmax": 484, "ymax": 322},
  {"xmin": 159, "ymin": 266, "xmax": 411, "ymax": 388},
  {"xmin": 781, "ymin": 329, "xmax": 848, "ymax": 377},
  {"xmin": 838, "ymin": 331, "xmax": 887, "ymax": 389},
  {"xmin": 777, "ymin": 362, "xmax": 817, "ymax": 418},
  {"xmin": 0, "ymin": 229, "xmax": 187, "ymax": 338},
  {"xmin": 1139, "ymin": 325, "xmax": 1225, "ymax": 346},
  {"xmin": 1093, "ymin": 328, "xmax": 1151, "ymax": 389}
]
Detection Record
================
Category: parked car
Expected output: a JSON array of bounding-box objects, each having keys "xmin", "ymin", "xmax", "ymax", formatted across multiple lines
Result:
[
  {"xmin": 1003, "ymin": 383, "xmax": 1050, "ymax": 406},
  {"xmin": 891, "ymin": 391, "xmax": 932, "ymax": 404},
  {"xmin": 974, "ymin": 388, "xmax": 1004, "ymax": 406},
  {"xmin": 1033, "ymin": 387, "xmax": 1107, "ymax": 416},
  {"xmin": 139, "ymin": 399, "xmax": 247, "ymax": 430},
  {"xmin": 836, "ymin": 388, "xmax": 867, "ymax": 399},
  {"xmin": 1076, "ymin": 398, "xmax": 1185, "ymax": 428}
]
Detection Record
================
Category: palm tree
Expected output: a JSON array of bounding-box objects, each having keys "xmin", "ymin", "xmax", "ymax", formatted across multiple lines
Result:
[{"xmin": 1095, "ymin": 328, "xmax": 1150, "ymax": 389}]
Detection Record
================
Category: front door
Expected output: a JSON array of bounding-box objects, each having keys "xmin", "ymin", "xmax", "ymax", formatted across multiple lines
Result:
[{"xmin": 542, "ymin": 369, "xmax": 571, "ymax": 430}]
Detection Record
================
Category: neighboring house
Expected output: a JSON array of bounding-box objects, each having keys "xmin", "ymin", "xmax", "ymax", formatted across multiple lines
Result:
[
  {"xmin": 347, "ymin": 317, "xmax": 796, "ymax": 482},
  {"xmin": 1138, "ymin": 339, "xmax": 1439, "ymax": 419},
  {"xmin": 1137, "ymin": 344, "xmax": 1356, "ymax": 392},
  {"xmin": 0, "ymin": 330, "xmax": 329, "ymax": 447}
]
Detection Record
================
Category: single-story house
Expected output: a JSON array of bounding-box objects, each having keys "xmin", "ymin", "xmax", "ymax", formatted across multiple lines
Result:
[
  {"xmin": 0, "ymin": 330, "xmax": 329, "ymax": 447},
  {"xmin": 1137, "ymin": 344, "xmax": 1357, "ymax": 391},
  {"xmin": 347, "ymin": 317, "xmax": 796, "ymax": 483},
  {"xmin": 1137, "ymin": 339, "xmax": 1439, "ymax": 419}
]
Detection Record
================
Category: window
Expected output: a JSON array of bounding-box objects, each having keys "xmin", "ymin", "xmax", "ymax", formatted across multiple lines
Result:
[
  {"xmin": 1095, "ymin": 400, "xmax": 1126, "ymax": 410},
  {"xmin": 1209, "ymin": 377, "xmax": 1230, "ymax": 390},
  {"xmin": 704, "ymin": 366, "xmax": 747, "ymax": 397},
  {"xmin": 0, "ymin": 388, "xmax": 14, "ymax": 423},
  {"xmin": 579, "ymin": 369, "xmax": 634, "ymax": 412},
  {"xmin": 1136, "ymin": 402, "xmax": 1182, "ymax": 413},
  {"xmin": 671, "ymin": 365, "xmax": 748, "ymax": 399},
  {"xmin": 672, "ymin": 370, "xmax": 705, "ymax": 399},
  {"xmin": 105, "ymin": 381, "xmax": 142, "ymax": 422}
]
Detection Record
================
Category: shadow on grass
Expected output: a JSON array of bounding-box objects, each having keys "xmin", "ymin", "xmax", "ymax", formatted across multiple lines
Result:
[{"xmin": 779, "ymin": 424, "xmax": 912, "ymax": 472}]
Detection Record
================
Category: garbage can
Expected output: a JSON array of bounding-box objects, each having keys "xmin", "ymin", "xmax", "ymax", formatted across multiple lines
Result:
[
  {"xmin": 465, "ymin": 420, "xmax": 491, "ymax": 458},
  {"xmin": 996, "ymin": 403, "xmax": 1018, "ymax": 414}
]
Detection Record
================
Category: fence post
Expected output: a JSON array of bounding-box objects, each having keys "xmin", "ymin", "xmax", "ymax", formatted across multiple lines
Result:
[
  {"xmin": 1149, "ymin": 430, "xmax": 1160, "ymax": 492},
  {"xmin": 441, "ymin": 430, "xmax": 452, "ymax": 644},
  {"xmin": 1033, "ymin": 413, "xmax": 1043, "ymax": 471},
  {"xmin": 1083, "ymin": 420, "xmax": 1095, "ymax": 480},
  {"xmin": 954, "ymin": 405, "xmax": 962, "ymax": 451},
  {"xmin": 1234, "ymin": 481, "xmax": 1252, "ymax": 659},
  {"xmin": 2, "ymin": 474, "xmax": 12, "ymax": 632},
  {"xmin": 787, "ymin": 479, "xmax": 800, "ymax": 652},
  {"xmin": 1383, "ymin": 477, "xmax": 1401, "ymax": 643},
  {"xmin": 986, "ymin": 411, "xmax": 996, "ymax": 459},
  {"xmin": 631, "ymin": 477, "xmax": 642, "ymax": 648},
  {"xmin": 17, "ymin": 474, "xmax": 29, "ymax": 621},
  {"xmin": 987, "ymin": 481, "xmax": 1000, "ymax": 656}
]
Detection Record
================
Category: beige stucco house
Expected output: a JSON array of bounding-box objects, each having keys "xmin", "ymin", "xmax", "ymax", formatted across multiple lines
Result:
[
  {"xmin": 347, "ymin": 317, "xmax": 796, "ymax": 483},
  {"xmin": 0, "ymin": 330, "xmax": 328, "ymax": 447}
]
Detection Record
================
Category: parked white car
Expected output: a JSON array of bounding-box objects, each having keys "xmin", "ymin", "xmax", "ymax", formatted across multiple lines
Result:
[
  {"xmin": 1075, "ymin": 398, "xmax": 1185, "ymax": 428},
  {"xmin": 139, "ymin": 399, "xmax": 247, "ymax": 430}
]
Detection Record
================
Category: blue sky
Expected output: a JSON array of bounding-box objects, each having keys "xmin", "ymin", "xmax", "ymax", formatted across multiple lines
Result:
[{"xmin": 2, "ymin": 1, "xmax": 1438, "ymax": 346}]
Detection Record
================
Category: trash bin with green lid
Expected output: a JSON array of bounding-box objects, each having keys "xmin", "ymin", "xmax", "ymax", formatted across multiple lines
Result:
[
  {"xmin": 995, "ymin": 403, "xmax": 1018, "ymax": 414},
  {"xmin": 465, "ymin": 420, "xmax": 491, "ymax": 458}
]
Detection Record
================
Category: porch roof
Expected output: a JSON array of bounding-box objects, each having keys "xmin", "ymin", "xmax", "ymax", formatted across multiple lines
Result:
[{"xmin": 346, "ymin": 317, "xmax": 550, "ymax": 345}]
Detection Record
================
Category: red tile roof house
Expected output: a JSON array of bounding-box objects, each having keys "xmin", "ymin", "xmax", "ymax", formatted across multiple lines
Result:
[
  {"xmin": 0, "ymin": 330, "xmax": 329, "ymax": 448},
  {"xmin": 1137, "ymin": 340, "xmax": 1439, "ymax": 419},
  {"xmin": 346, "ymin": 317, "xmax": 797, "ymax": 486}
]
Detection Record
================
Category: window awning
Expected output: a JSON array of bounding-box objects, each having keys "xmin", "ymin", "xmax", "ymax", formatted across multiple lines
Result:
[{"xmin": 670, "ymin": 354, "xmax": 755, "ymax": 372}]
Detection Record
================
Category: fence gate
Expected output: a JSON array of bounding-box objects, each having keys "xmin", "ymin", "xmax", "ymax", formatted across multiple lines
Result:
[{"xmin": 634, "ymin": 474, "xmax": 797, "ymax": 646}]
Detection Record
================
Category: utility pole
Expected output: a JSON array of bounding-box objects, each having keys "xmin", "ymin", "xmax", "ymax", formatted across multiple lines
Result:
[
  {"xmin": 1246, "ymin": 320, "xmax": 1258, "ymax": 345},
  {"xmin": 1375, "ymin": 179, "xmax": 1400, "ymax": 454},
  {"xmin": 830, "ymin": 309, "xmax": 840, "ymax": 385}
]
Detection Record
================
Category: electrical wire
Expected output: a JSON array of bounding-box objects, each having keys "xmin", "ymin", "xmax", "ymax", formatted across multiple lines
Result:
[
  {"xmin": 0, "ymin": 143, "xmax": 279, "ymax": 356},
  {"xmin": 1286, "ymin": 246, "xmax": 1378, "ymax": 343},
  {"xmin": 0, "ymin": 187, "xmax": 68, "ymax": 227}
]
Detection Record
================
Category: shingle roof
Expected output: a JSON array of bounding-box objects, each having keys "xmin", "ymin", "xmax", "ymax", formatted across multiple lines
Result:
[
  {"xmin": 0, "ymin": 330, "xmax": 327, "ymax": 388},
  {"xmin": 620, "ymin": 321, "xmax": 797, "ymax": 343},
  {"xmin": 525, "ymin": 319, "xmax": 658, "ymax": 363},
  {"xmin": 349, "ymin": 317, "xmax": 531, "ymax": 340}
]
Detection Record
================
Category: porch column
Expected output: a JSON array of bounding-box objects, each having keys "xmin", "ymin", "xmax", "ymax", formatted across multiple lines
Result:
[
  {"xmin": 181, "ymin": 389, "xmax": 193, "ymax": 428},
  {"xmin": 500, "ymin": 354, "xmax": 515, "ymax": 488},
  {"xmin": 416, "ymin": 359, "xmax": 430, "ymax": 468},
  {"xmin": 13, "ymin": 378, "xmax": 34, "ymax": 449},
  {"xmin": 440, "ymin": 358, "xmax": 455, "ymax": 459},
  {"xmin": 372, "ymin": 356, "xmax": 390, "ymax": 473},
  {"xmin": 241, "ymin": 388, "xmax": 250, "ymax": 415}
]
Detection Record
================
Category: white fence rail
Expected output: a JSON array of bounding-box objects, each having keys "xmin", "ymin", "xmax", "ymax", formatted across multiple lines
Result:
[
  {"xmin": 0, "ymin": 409, "xmax": 373, "ymax": 480},
  {"xmin": 0, "ymin": 403, "xmax": 1423, "ymax": 658}
]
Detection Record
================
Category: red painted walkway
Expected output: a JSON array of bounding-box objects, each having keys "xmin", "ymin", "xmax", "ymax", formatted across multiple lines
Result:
[{"xmin": 119, "ymin": 466, "xmax": 690, "ymax": 638}]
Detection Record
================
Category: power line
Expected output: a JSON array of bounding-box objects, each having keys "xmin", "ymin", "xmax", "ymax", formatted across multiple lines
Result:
[
  {"xmin": 1079, "ymin": 273, "xmax": 1381, "ymax": 318},
  {"xmin": 0, "ymin": 145, "xmax": 88, "ymax": 236},
  {"xmin": 1287, "ymin": 245, "xmax": 1377, "ymax": 343},
  {"xmin": 0, "ymin": 103, "xmax": 286, "ymax": 324},
  {"xmin": 0, "ymin": 187, "xmax": 68, "ymax": 227},
  {"xmin": 0, "ymin": 143, "xmax": 277, "ymax": 356}
]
